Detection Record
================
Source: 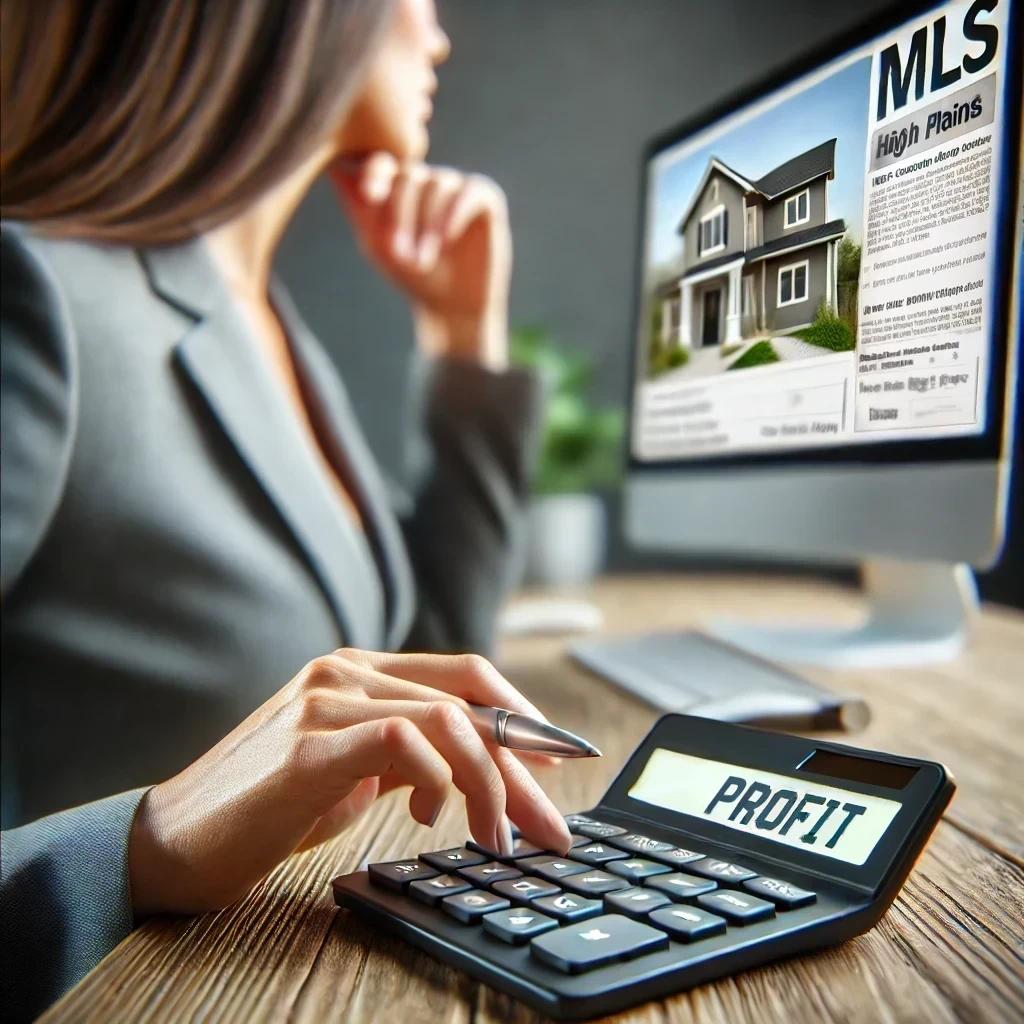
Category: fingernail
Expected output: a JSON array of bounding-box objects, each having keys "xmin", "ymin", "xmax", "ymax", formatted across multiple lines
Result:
[
  {"xmin": 498, "ymin": 815, "xmax": 515, "ymax": 857},
  {"xmin": 427, "ymin": 798, "xmax": 445, "ymax": 828},
  {"xmin": 362, "ymin": 173, "xmax": 388, "ymax": 202},
  {"xmin": 418, "ymin": 233, "xmax": 440, "ymax": 269}
]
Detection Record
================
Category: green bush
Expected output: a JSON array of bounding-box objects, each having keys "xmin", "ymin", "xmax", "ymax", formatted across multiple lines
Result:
[
  {"xmin": 648, "ymin": 341, "xmax": 690, "ymax": 377},
  {"xmin": 793, "ymin": 303, "xmax": 856, "ymax": 351},
  {"xmin": 727, "ymin": 340, "xmax": 779, "ymax": 370}
]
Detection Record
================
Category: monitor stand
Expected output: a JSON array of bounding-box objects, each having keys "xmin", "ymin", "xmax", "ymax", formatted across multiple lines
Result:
[{"xmin": 709, "ymin": 559, "xmax": 977, "ymax": 668}]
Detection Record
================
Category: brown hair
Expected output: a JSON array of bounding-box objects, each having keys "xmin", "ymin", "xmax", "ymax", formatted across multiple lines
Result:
[{"xmin": 0, "ymin": 0, "xmax": 394, "ymax": 244}]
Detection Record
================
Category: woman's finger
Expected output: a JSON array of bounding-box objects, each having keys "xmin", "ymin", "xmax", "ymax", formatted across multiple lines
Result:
[
  {"xmin": 306, "ymin": 694, "xmax": 513, "ymax": 854},
  {"xmin": 309, "ymin": 716, "xmax": 452, "ymax": 827},
  {"xmin": 385, "ymin": 165, "xmax": 427, "ymax": 264},
  {"xmin": 438, "ymin": 176, "xmax": 505, "ymax": 241},
  {"xmin": 414, "ymin": 168, "xmax": 461, "ymax": 270},
  {"xmin": 336, "ymin": 649, "xmax": 550, "ymax": 723}
]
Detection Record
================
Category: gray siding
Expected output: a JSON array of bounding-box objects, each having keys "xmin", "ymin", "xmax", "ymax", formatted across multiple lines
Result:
[
  {"xmin": 682, "ymin": 171, "xmax": 746, "ymax": 270},
  {"xmin": 762, "ymin": 178, "xmax": 827, "ymax": 242},
  {"xmin": 763, "ymin": 243, "xmax": 828, "ymax": 332}
]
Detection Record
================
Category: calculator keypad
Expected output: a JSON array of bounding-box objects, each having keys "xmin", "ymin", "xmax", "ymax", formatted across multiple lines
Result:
[
  {"xmin": 530, "ymin": 914, "xmax": 668, "ymax": 974},
  {"xmin": 366, "ymin": 811, "xmax": 819, "ymax": 978},
  {"xmin": 492, "ymin": 876, "xmax": 561, "ymax": 902},
  {"xmin": 483, "ymin": 907, "xmax": 559, "ymax": 944},
  {"xmin": 688, "ymin": 858, "xmax": 757, "ymax": 883},
  {"xmin": 408, "ymin": 874, "xmax": 471, "ymax": 905},
  {"xmin": 697, "ymin": 890, "xmax": 775, "ymax": 923},
  {"xmin": 743, "ymin": 876, "xmax": 817, "ymax": 909},
  {"xmin": 420, "ymin": 847, "xmax": 488, "ymax": 871},
  {"xmin": 607, "ymin": 857, "xmax": 672, "ymax": 883},
  {"xmin": 534, "ymin": 892, "xmax": 604, "ymax": 922},
  {"xmin": 603, "ymin": 886, "xmax": 672, "ymax": 919},
  {"xmin": 441, "ymin": 888, "xmax": 511, "ymax": 922}
]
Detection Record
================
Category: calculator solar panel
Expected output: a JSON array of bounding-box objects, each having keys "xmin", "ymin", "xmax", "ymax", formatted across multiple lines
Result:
[{"xmin": 332, "ymin": 715, "xmax": 952, "ymax": 1019}]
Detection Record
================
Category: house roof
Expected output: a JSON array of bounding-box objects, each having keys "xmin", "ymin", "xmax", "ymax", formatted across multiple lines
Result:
[
  {"xmin": 676, "ymin": 138, "xmax": 839, "ymax": 234},
  {"xmin": 681, "ymin": 250, "xmax": 746, "ymax": 280},
  {"xmin": 743, "ymin": 218, "xmax": 846, "ymax": 263},
  {"xmin": 751, "ymin": 139, "xmax": 838, "ymax": 200}
]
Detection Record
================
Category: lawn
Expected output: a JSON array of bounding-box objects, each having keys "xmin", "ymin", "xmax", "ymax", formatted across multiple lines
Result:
[{"xmin": 727, "ymin": 340, "xmax": 780, "ymax": 370}]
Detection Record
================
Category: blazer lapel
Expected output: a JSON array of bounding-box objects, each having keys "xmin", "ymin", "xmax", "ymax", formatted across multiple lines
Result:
[
  {"xmin": 138, "ymin": 240, "xmax": 387, "ymax": 649},
  {"xmin": 271, "ymin": 282, "xmax": 416, "ymax": 650}
]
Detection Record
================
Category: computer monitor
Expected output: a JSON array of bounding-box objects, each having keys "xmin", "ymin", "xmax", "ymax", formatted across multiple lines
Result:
[{"xmin": 625, "ymin": 0, "xmax": 1021, "ymax": 666}]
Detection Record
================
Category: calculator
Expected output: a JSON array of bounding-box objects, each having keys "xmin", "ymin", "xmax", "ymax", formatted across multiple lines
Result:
[{"xmin": 332, "ymin": 714, "xmax": 953, "ymax": 1020}]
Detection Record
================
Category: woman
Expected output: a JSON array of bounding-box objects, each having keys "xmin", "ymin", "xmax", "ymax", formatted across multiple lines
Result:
[{"xmin": 0, "ymin": 1, "xmax": 573, "ymax": 1017}]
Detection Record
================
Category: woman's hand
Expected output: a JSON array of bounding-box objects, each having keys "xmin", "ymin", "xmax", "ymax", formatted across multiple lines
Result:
[
  {"xmin": 128, "ymin": 649, "xmax": 572, "ymax": 917},
  {"xmin": 331, "ymin": 154, "xmax": 512, "ymax": 371}
]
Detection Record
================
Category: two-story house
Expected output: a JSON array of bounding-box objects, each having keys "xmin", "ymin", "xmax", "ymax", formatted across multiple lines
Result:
[{"xmin": 657, "ymin": 138, "xmax": 846, "ymax": 350}]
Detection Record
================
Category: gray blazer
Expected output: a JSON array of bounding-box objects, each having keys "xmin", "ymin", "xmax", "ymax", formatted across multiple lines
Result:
[{"xmin": 0, "ymin": 223, "xmax": 539, "ymax": 1019}]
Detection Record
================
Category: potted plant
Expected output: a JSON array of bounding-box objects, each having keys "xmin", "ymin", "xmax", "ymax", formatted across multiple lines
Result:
[{"xmin": 511, "ymin": 327, "xmax": 624, "ymax": 586}]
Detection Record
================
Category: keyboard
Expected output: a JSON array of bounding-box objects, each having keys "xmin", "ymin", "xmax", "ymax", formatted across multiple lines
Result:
[
  {"xmin": 332, "ymin": 716, "xmax": 951, "ymax": 1020},
  {"xmin": 570, "ymin": 631, "xmax": 869, "ymax": 729}
]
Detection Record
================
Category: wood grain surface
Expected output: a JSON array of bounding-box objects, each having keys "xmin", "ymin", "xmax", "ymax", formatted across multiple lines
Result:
[{"xmin": 42, "ymin": 575, "xmax": 1024, "ymax": 1023}]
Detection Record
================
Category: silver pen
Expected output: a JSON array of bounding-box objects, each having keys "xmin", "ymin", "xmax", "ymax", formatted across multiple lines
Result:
[{"xmin": 467, "ymin": 704, "xmax": 602, "ymax": 758}]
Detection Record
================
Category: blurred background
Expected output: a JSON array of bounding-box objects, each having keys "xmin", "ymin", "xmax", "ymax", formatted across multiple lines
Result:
[{"xmin": 277, "ymin": 0, "xmax": 1022, "ymax": 608}]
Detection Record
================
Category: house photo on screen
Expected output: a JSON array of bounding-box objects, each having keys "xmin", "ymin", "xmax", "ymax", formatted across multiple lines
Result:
[{"xmin": 644, "ymin": 58, "xmax": 869, "ymax": 382}]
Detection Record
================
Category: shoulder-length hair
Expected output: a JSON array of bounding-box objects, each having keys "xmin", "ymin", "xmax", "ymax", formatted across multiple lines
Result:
[{"xmin": 0, "ymin": 0, "xmax": 394, "ymax": 244}]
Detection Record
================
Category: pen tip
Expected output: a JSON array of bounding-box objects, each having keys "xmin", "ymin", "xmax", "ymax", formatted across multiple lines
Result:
[{"xmin": 587, "ymin": 746, "xmax": 603, "ymax": 757}]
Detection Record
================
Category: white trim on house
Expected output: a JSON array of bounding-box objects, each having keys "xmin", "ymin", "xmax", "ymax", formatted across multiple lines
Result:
[
  {"xmin": 698, "ymin": 204, "xmax": 726, "ymax": 256},
  {"xmin": 777, "ymin": 259, "xmax": 809, "ymax": 308},
  {"xmin": 675, "ymin": 159, "xmax": 755, "ymax": 230},
  {"xmin": 783, "ymin": 188, "xmax": 810, "ymax": 229},
  {"xmin": 744, "ymin": 227, "xmax": 845, "ymax": 265},
  {"xmin": 681, "ymin": 255, "xmax": 744, "ymax": 287}
]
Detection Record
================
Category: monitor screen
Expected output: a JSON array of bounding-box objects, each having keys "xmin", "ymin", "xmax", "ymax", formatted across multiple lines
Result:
[
  {"xmin": 628, "ymin": 748, "xmax": 904, "ymax": 866},
  {"xmin": 632, "ymin": 0, "xmax": 1015, "ymax": 463}
]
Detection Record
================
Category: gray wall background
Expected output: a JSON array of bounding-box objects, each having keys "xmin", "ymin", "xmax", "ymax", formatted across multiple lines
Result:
[{"xmin": 276, "ymin": 0, "xmax": 1021, "ymax": 605}]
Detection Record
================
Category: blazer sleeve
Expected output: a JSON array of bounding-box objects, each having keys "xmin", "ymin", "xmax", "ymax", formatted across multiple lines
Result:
[
  {"xmin": 2, "ymin": 227, "xmax": 148, "ymax": 1019},
  {"xmin": 399, "ymin": 355, "xmax": 541, "ymax": 655},
  {"xmin": 0, "ymin": 790, "xmax": 148, "ymax": 1021}
]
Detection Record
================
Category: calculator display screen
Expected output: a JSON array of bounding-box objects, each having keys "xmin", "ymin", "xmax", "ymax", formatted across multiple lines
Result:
[{"xmin": 628, "ymin": 748, "xmax": 902, "ymax": 865}]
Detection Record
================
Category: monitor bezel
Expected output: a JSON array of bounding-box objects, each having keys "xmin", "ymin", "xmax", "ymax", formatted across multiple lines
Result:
[{"xmin": 626, "ymin": 0, "xmax": 1021, "ymax": 473}]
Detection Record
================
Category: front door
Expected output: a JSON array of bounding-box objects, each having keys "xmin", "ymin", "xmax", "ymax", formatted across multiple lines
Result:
[{"xmin": 702, "ymin": 288, "xmax": 721, "ymax": 346}]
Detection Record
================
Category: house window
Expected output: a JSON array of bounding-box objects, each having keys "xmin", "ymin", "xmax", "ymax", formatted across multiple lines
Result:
[
  {"xmin": 698, "ymin": 204, "xmax": 727, "ymax": 256},
  {"xmin": 784, "ymin": 188, "xmax": 810, "ymax": 228},
  {"xmin": 777, "ymin": 260, "xmax": 809, "ymax": 307}
]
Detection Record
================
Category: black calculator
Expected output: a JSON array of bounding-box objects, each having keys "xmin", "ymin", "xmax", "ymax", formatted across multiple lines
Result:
[{"xmin": 332, "ymin": 714, "xmax": 953, "ymax": 1020}]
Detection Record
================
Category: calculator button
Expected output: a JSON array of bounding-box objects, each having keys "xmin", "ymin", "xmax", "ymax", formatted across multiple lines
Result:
[
  {"xmin": 743, "ymin": 877, "xmax": 817, "ymax": 909},
  {"xmin": 491, "ymin": 876, "xmax": 561, "ymax": 902},
  {"xmin": 576, "ymin": 822, "xmax": 628, "ymax": 840},
  {"xmin": 441, "ymin": 888, "xmax": 511, "ymax": 923},
  {"xmin": 368, "ymin": 860, "xmax": 439, "ymax": 891},
  {"xmin": 482, "ymin": 908, "xmax": 559, "ymax": 945},
  {"xmin": 697, "ymin": 889, "xmax": 775, "ymax": 923},
  {"xmin": 606, "ymin": 858, "xmax": 672, "ymax": 883},
  {"xmin": 533, "ymin": 892, "xmax": 603, "ymax": 923},
  {"xmin": 530, "ymin": 914, "xmax": 669, "ymax": 974},
  {"xmin": 564, "ymin": 813, "xmax": 596, "ymax": 829},
  {"xmin": 517, "ymin": 856, "xmax": 589, "ymax": 882},
  {"xmin": 603, "ymin": 886, "xmax": 672, "ymax": 919},
  {"xmin": 408, "ymin": 874, "xmax": 472, "ymax": 906},
  {"xmin": 688, "ymin": 858, "xmax": 757, "ymax": 883},
  {"xmin": 420, "ymin": 847, "xmax": 489, "ymax": 871},
  {"xmin": 649, "ymin": 905, "xmax": 727, "ymax": 942},
  {"xmin": 567, "ymin": 834, "xmax": 592, "ymax": 849},
  {"xmin": 607, "ymin": 832, "xmax": 675, "ymax": 856},
  {"xmin": 458, "ymin": 861, "xmax": 523, "ymax": 886},
  {"xmin": 644, "ymin": 872, "xmax": 718, "ymax": 900},
  {"xmin": 646, "ymin": 846, "xmax": 705, "ymax": 868},
  {"xmin": 561, "ymin": 870, "xmax": 632, "ymax": 896},
  {"xmin": 467, "ymin": 836, "xmax": 544, "ymax": 860},
  {"xmin": 572, "ymin": 843, "xmax": 630, "ymax": 866}
]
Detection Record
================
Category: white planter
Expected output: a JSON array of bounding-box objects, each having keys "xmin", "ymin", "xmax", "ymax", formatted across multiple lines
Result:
[{"xmin": 525, "ymin": 494, "xmax": 606, "ymax": 587}]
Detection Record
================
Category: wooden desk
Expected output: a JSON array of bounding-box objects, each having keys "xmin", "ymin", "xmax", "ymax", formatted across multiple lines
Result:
[{"xmin": 44, "ymin": 575, "xmax": 1024, "ymax": 1023}]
